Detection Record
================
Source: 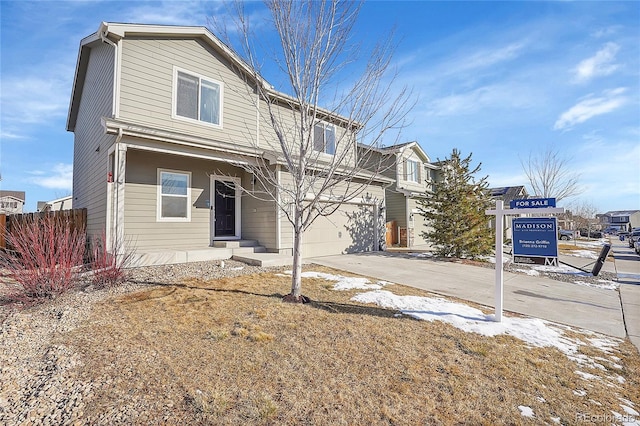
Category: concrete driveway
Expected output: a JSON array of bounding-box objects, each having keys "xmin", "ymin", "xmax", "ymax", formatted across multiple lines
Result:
[{"xmin": 309, "ymin": 251, "xmax": 627, "ymax": 339}]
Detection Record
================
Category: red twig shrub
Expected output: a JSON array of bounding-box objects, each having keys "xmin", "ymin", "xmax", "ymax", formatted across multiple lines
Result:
[
  {"xmin": 88, "ymin": 232, "xmax": 132, "ymax": 289},
  {"xmin": 0, "ymin": 215, "xmax": 86, "ymax": 303}
]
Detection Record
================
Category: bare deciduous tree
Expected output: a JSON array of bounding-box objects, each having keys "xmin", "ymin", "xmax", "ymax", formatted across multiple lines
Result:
[
  {"xmin": 520, "ymin": 147, "xmax": 583, "ymax": 202},
  {"xmin": 212, "ymin": 0, "xmax": 410, "ymax": 302},
  {"xmin": 568, "ymin": 200, "xmax": 600, "ymax": 233}
]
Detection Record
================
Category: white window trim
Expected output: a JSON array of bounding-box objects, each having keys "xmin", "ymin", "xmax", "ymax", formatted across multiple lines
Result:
[
  {"xmin": 313, "ymin": 122, "xmax": 336, "ymax": 155},
  {"xmin": 171, "ymin": 66, "xmax": 224, "ymax": 129},
  {"xmin": 405, "ymin": 159, "xmax": 420, "ymax": 183},
  {"xmin": 157, "ymin": 168, "xmax": 192, "ymax": 222}
]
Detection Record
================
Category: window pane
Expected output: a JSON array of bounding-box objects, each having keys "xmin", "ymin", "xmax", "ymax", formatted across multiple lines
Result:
[
  {"xmin": 162, "ymin": 196, "xmax": 187, "ymax": 218},
  {"xmin": 324, "ymin": 126, "xmax": 335, "ymax": 155},
  {"xmin": 177, "ymin": 72, "xmax": 198, "ymax": 119},
  {"xmin": 161, "ymin": 172, "xmax": 188, "ymax": 195},
  {"xmin": 200, "ymin": 80, "xmax": 220, "ymax": 124},
  {"xmin": 313, "ymin": 124, "xmax": 324, "ymax": 152}
]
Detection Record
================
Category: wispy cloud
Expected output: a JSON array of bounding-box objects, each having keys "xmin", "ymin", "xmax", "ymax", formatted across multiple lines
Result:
[
  {"xmin": 0, "ymin": 70, "xmax": 72, "ymax": 127},
  {"xmin": 29, "ymin": 163, "xmax": 73, "ymax": 190},
  {"xmin": 123, "ymin": 1, "xmax": 214, "ymax": 26},
  {"xmin": 572, "ymin": 42, "xmax": 620, "ymax": 83},
  {"xmin": 553, "ymin": 88, "xmax": 627, "ymax": 130}
]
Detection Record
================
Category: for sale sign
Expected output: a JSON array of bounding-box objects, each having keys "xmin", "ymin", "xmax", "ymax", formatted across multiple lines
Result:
[{"xmin": 512, "ymin": 217, "xmax": 558, "ymax": 266}]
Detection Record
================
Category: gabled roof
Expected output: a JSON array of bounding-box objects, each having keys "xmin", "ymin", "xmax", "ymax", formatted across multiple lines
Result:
[
  {"xmin": 0, "ymin": 190, "xmax": 25, "ymax": 202},
  {"xmin": 359, "ymin": 141, "xmax": 432, "ymax": 163},
  {"xmin": 67, "ymin": 22, "xmax": 356, "ymax": 132}
]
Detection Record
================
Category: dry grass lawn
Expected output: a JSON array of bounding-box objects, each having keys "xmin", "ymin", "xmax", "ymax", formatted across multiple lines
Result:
[{"xmin": 47, "ymin": 266, "xmax": 640, "ymax": 424}]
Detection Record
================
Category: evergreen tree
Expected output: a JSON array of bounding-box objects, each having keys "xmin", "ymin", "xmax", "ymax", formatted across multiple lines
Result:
[{"xmin": 418, "ymin": 149, "xmax": 493, "ymax": 258}]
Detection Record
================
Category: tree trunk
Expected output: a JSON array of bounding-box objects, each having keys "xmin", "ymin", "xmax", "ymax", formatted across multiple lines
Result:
[{"xmin": 285, "ymin": 207, "xmax": 307, "ymax": 303}]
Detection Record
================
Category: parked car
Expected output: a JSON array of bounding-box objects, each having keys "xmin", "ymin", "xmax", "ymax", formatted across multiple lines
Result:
[
  {"xmin": 558, "ymin": 230, "xmax": 573, "ymax": 240},
  {"xmin": 579, "ymin": 229, "xmax": 603, "ymax": 238},
  {"xmin": 635, "ymin": 239, "xmax": 640, "ymax": 255},
  {"xmin": 628, "ymin": 229, "xmax": 640, "ymax": 248}
]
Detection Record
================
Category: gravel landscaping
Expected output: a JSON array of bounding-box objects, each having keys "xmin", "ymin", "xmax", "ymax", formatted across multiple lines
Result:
[{"xmin": 0, "ymin": 260, "xmax": 280, "ymax": 425}]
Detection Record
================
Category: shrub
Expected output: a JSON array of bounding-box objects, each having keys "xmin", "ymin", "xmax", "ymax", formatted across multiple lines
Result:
[
  {"xmin": 88, "ymin": 232, "xmax": 133, "ymax": 289},
  {"xmin": 0, "ymin": 215, "xmax": 86, "ymax": 303}
]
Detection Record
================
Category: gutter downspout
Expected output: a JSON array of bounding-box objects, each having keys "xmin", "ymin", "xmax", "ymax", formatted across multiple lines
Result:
[{"xmin": 100, "ymin": 30, "xmax": 120, "ymax": 119}]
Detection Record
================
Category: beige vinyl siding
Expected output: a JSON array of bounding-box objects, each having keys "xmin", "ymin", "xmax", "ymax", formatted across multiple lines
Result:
[
  {"xmin": 384, "ymin": 190, "xmax": 407, "ymax": 228},
  {"xmin": 240, "ymin": 172, "xmax": 277, "ymax": 249},
  {"xmin": 258, "ymin": 100, "xmax": 357, "ymax": 168},
  {"xmin": 123, "ymin": 149, "xmax": 246, "ymax": 251},
  {"xmin": 72, "ymin": 41, "xmax": 115, "ymax": 237},
  {"xmin": 118, "ymin": 37, "xmax": 258, "ymax": 147},
  {"xmin": 408, "ymin": 197, "xmax": 431, "ymax": 247}
]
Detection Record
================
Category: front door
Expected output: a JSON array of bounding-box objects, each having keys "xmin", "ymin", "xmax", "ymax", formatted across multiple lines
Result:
[{"xmin": 214, "ymin": 180, "xmax": 236, "ymax": 237}]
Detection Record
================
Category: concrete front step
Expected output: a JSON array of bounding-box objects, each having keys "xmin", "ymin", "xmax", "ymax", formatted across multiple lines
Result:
[
  {"xmin": 231, "ymin": 246, "xmax": 267, "ymax": 255},
  {"xmin": 213, "ymin": 240, "xmax": 259, "ymax": 249}
]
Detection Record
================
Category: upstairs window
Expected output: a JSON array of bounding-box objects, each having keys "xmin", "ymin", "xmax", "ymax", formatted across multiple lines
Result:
[
  {"xmin": 405, "ymin": 159, "xmax": 420, "ymax": 183},
  {"xmin": 174, "ymin": 69, "xmax": 222, "ymax": 126},
  {"xmin": 313, "ymin": 123, "xmax": 336, "ymax": 155},
  {"xmin": 157, "ymin": 169, "xmax": 191, "ymax": 222}
]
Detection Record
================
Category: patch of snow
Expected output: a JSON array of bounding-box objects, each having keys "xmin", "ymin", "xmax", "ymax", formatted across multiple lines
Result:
[
  {"xmin": 573, "ymin": 389, "xmax": 587, "ymax": 396},
  {"xmin": 536, "ymin": 396, "xmax": 546, "ymax": 403},
  {"xmin": 588, "ymin": 337, "xmax": 621, "ymax": 354},
  {"xmin": 229, "ymin": 266, "xmax": 244, "ymax": 271},
  {"xmin": 518, "ymin": 405, "xmax": 534, "ymax": 418},
  {"xmin": 621, "ymin": 405, "xmax": 639, "ymax": 416},
  {"xmin": 408, "ymin": 252, "xmax": 433, "ymax": 258},
  {"xmin": 620, "ymin": 398, "xmax": 636, "ymax": 408},
  {"xmin": 575, "ymin": 370, "xmax": 600, "ymax": 380},
  {"xmin": 351, "ymin": 290, "xmax": 578, "ymax": 354},
  {"xmin": 515, "ymin": 268, "xmax": 540, "ymax": 276},
  {"xmin": 531, "ymin": 264, "xmax": 589, "ymax": 275},
  {"xmin": 290, "ymin": 271, "xmax": 388, "ymax": 291},
  {"xmin": 550, "ymin": 417, "xmax": 560, "ymax": 423},
  {"xmin": 566, "ymin": 250, "xmax": 598, "ymax": 259},
  {"xmin": 573, "ymin": 280, "xmax": 619, "ymax": 290}
]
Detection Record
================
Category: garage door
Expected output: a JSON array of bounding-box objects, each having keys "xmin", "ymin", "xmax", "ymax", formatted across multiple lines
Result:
[{"xmin": 302, "ymin": 203, "xmax": 376, "ymax": 257}]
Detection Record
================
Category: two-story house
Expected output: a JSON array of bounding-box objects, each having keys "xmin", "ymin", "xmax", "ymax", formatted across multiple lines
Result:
[
  {"xmin": 598, "ymin": 210, "xmax": 640, "ymax": 233},
  {"xmin": 0, "ymin": 191, "xmax": 25, "ymax": 214},
  {"xmin": 67, "ymin": 22, "xmax": 390, "ymax": 265},
  {"xmin": 360, "ymin": 142, "xmax": 440, "ymax": 248}
]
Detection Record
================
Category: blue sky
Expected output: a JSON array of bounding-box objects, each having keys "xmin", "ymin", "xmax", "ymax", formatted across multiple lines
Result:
[{"xmin": 1, "ymin": 1, "xmax": 638, "ymax": 213}]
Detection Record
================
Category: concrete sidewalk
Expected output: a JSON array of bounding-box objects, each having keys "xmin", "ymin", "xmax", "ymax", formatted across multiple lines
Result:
[
  {"xmin": 309, "ymin": 252, "xmax": 626, "ymax": 339},
  {"xmin": 607, "ymin": 237, "xmax": 640, "ymax": 352}
]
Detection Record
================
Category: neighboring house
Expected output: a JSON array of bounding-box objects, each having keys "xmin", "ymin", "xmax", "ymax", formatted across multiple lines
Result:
[
  {"xmin": 67, "ymin": 22, "xmax": 390, "ymax": 265},
  {"xmin": 37, "ymin": 195, "xmax": 73, "ymax": 212},
  {"xmin": 598, "ymin": 210, "xmax": 640, "ymax": 232},
  {"xmin": 0, "ymin": 191, "xmax": 25, "ymax": 214},
  {"xmin": 488, "ymin": 186, "xmax": 529, "ymax": 240},
  {"xmin": 360, "ymin": 141, "xmax": 441, "ymax": 248}
]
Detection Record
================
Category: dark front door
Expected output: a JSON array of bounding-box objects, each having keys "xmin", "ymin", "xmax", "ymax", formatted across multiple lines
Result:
[{"xmin": 215, "ymin": 181, "xmax": 236, "ymax": 237}]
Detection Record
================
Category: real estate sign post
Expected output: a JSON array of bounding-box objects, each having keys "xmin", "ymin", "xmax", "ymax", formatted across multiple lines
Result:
[{"xmin": 485, "ymin": 198, "xmax": 563, "ymax": 323}]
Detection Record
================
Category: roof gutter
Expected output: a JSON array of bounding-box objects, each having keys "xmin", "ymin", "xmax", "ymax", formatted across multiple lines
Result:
[{"xmin": 100, "ymin": 28, "xmax": 119, "ymax": 119}]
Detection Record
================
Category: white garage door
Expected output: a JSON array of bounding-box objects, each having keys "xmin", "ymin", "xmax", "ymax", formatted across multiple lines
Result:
[{"xmin": 302, "ymin": 203, "xmax": 376, "ymax": 258}]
